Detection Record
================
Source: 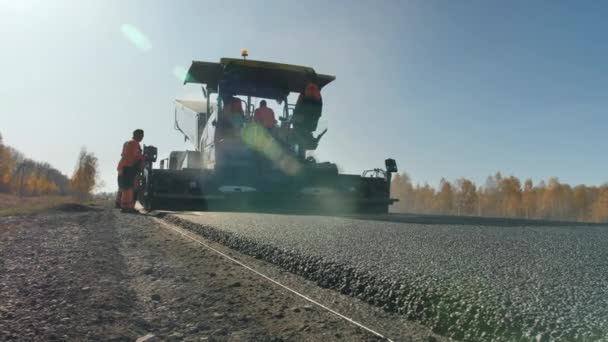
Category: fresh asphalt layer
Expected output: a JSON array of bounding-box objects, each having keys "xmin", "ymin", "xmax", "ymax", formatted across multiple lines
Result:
[{"xmin": 169, "ymin": 211, "xmax": 608, "ymax": 341}]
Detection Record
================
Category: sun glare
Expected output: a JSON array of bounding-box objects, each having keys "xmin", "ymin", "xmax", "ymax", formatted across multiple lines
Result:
[
  {"xmin": 120, "ymin": 24, "xmax": 152, "ymax": 51},
  {"xmin": 172, "ymin": 66, "xmax": 189, "ymax": 82},
  {"xmin": 1, "ymin": 0, "xmax": 36, "ymax": 13}
]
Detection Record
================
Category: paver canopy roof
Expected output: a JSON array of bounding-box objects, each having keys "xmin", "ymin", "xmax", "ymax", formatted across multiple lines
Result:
[{"xmin": 184, "ymin": 58, "xmax": 335, "ymax": 98}]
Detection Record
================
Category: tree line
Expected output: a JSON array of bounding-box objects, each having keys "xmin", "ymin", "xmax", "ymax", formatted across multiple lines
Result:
[
  {"xmin": 391, "ymin": 172, "xmax": 608, "ymax": 223},
  {"xmin": 0, "ymin": 132, "xmax": 98, "ymax": 198}
]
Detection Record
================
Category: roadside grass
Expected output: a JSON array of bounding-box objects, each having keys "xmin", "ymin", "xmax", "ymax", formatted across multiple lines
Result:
[{"xmin": 0, "ymin": 194, "xmax": 73, "ymax": 217}]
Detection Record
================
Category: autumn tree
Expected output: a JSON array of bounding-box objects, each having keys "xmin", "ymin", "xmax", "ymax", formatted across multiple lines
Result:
[
  {"xmin": 479, "ymin": 173, "xmax": 502, "ymax": 217},
  {"xmin": 436, "ymin": 178, "xmax": 454, "ymax": 215},
  {"xmin": 414, "ymin": 183, "xmax": 435, "ymax": 214},
  {"xmin": 0, "ymin": 133, "xmax": 15, "ymax": 192},
  {"xmin": 10, "ymin": 160, "xmax": 34, "ymax": 196},
  {"xmin": 34, "ymin": 165, "xmax": 60, "ymax": 195},
  {"xmin": 522, "ymin": 179, "xmax": 535, "ymax": 219},
  {"xmin": 573, "ymin": 185, "xmax": 592, "ymax": 221},
  {"xmin": 70, "ymin": 148, "xmax": 99, "ymax": 200},
  {"xmin": 591, "ymin": 186, "xmax": 608, "ymax": 223},
  {"xmin": 538, "ymin": 178, "xmax": 575, "ymax": 220},
  {"xmin": 382, "ymin": 167, "xmax": 607, "ymax": 222},
  {"xmin": 391, "ymin": 172, "xmax": 415, "ymax": 212},
  {"xmin": 455, "ymin": 178, "xmax": 478, "ymax": 216},
  {"xmin": 499, "ymin": 176, "xmax": 522, "ymax": 217},
  {"xmin": 1, "ymin": 133, "xmax": 74, "ymax": 197}
]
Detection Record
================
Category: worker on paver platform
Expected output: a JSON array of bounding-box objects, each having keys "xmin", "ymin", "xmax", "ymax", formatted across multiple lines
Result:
[
  {"xmin": 253, "ymin": 100, "xmax": 276, "ymax": 129},
  {"xmin": 292, "ymin": 82, "xmax": 323, "ymax": 151},
  {"xmin": 116, "ymin": 129, "xmax": 144, "ymax": 213},
  {"xmin": 227, "ymin": 97, "xmax": 246, "ymax": 129},
  {"xmin": 217, "ymin": 97, "xmax": 246, "ymax": 140}
]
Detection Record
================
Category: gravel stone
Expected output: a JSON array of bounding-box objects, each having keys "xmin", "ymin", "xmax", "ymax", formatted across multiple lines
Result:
[
  {"xmin": 135, "ymin": 333, "xmax": 160, "ymax": 342},
  {"xmin": 0, "ymin": 207, "xmax": 444, "ymax": 342}
]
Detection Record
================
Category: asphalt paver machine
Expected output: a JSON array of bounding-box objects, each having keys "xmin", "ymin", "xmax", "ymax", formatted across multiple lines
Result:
[{"xmin": 139, "ymin": 53, "xmax": 398, "ymax": 213}]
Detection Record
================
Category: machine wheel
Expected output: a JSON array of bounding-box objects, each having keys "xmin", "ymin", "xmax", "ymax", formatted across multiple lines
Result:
[
  {"xmin": 136, "ymin": 172, "xmax": 155, "ymax": 211},
  {"xmin": 141, "ymin": 192, "xmax": 154, "ymax": 211}
]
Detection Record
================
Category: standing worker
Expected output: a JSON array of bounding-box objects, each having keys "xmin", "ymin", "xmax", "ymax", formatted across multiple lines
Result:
[
  {"xmin": 116, "ymin": 129, "xmax": 144, "ymax": 213},
  {"xmin": 253, "ymin": 100, "xmax": 276, "ymax": 129}
]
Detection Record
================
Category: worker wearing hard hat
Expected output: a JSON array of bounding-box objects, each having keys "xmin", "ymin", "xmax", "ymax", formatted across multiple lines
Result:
[
  {"xmin": 116, "ymin": 129, "xmax": 144, "ymax": 213},
  {"xmin": 253, "ymin": 100, "xmax": 277, "ymax": 129}
]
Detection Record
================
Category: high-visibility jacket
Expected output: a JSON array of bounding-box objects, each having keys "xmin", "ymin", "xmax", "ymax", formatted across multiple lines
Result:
[
  {"xmin": 117, "ymin": 139, "xmax": 143, "ymax": 172},
  {"xmin": 253, "ymin": 107, "xmax": 277, "ymax": 128}
]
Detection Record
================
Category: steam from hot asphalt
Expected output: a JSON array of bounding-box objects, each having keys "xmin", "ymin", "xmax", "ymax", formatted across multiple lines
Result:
[{"xmin": 172, "ymin": 212, "xmax": 608, "ymax": 341}]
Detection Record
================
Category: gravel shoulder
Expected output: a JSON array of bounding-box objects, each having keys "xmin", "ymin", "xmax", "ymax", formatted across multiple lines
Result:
[
  {"xmin": 0, "ymin": 206, "xmax": 136, "ymax": 341},
  {"xmin": 0, "ymin": 206, "xmax": 443, "ymax": 341}
]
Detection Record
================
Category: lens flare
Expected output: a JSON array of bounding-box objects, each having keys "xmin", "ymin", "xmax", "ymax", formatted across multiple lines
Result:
[
  {"xmin": 120, "ymin": 24, "xmax": 152, "ymax": 51},
  {"xmin": 241, "ymin": 123, "xmax": 301, "ymax": 175},
  {"xmin": 173, "ymin": 66, "xmax": 189, "ymax": 82}
]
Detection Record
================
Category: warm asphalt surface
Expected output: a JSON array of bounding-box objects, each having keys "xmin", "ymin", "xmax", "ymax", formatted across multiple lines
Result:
[{"xmin": 171, "ymin": 211, "xmax": 608, "ymax": 341}]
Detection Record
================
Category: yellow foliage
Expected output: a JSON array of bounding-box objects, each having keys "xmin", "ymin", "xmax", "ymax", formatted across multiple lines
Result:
[
  {"xmin": 0, "ymin": 142, "xmax": 15, "ymax": 191},
  {"xmin": 391, "ymin": 171, "xmax": 608, "ymax": 223},
  {"xmin": 70, "ymin": 148, "xmax": 98, "ymax": 200},
  {"xmin": 1, "ymin": 132, "xmax": 68, "ymax": 196},
  {"xmin": 591, "ymin": 188, "xmax": 608, "ymax": 223}
]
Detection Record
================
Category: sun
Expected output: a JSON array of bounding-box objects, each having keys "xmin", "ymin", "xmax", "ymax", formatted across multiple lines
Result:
[{"xmin": 1, "ymin": 0, "xmax": 38, "ymax": 14}]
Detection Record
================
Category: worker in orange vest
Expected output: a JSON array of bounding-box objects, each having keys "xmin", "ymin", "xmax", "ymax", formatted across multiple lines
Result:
[
  {"xmin": 116, "ymin": 129, "xmax": 144, "ymax": 213},
  {"xmin": 253, "ymin": 100, "xmax": 277, "ymax": 129}
]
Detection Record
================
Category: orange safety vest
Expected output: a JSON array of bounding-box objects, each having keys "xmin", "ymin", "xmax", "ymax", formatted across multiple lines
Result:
[
  {"xmin": 253, "ymin": 107, "xmax": 277, "ymax": 128},
  {"xmin": 117, "ymin": 139, "xmax": 143, "ymax": 172}
]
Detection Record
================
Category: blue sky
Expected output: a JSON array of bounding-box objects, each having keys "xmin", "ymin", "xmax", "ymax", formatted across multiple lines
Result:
[{"xmin": 1, "ymin": 0, "xmax": 607, "ymax": 191}]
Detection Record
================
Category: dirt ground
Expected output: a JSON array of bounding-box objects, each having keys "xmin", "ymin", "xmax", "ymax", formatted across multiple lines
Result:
[
  {"xmin": 0, "ymin": 205, "xmax": 444, "ymax": 341},
  {"xmin": 0, "ymin": 194, "xmax": 72, "ymax": 216}
]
